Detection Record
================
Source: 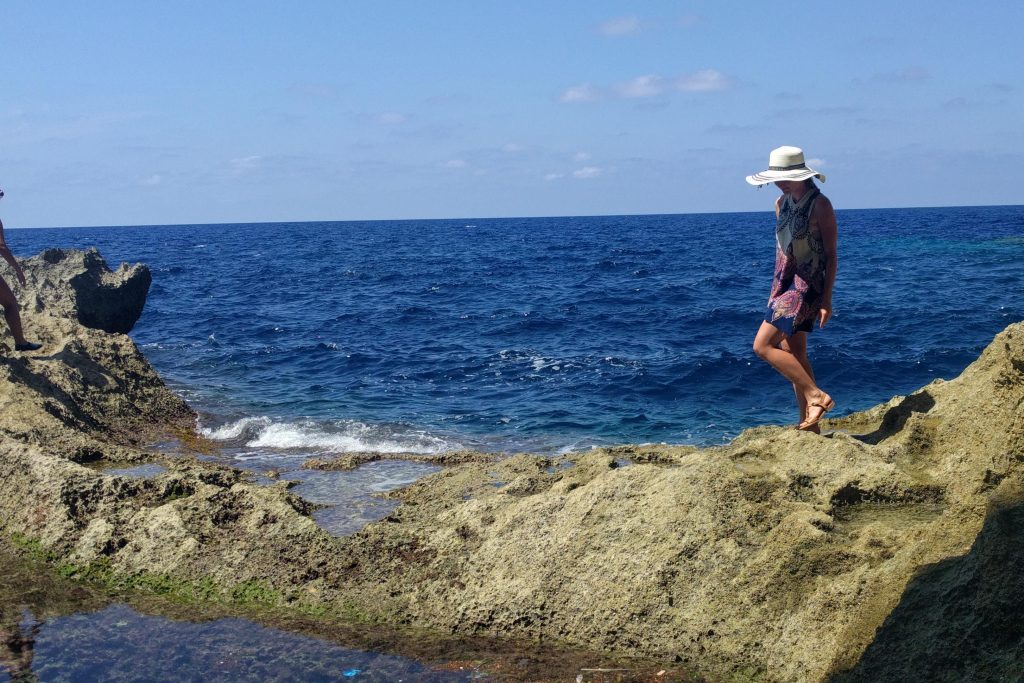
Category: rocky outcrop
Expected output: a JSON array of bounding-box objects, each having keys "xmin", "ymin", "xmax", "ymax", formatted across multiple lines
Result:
[
  {"xmin": 0, "ymin": 248, "xmax": 1021, "ymax": 682},
  {"xmin": 0, "ymin": 248, "xmax": 341, "ymax": 621},
  {"xmin": 18, "ymin": 247, "xmax": 152, "ymax": 334},
  {"xmin": 0, "ymin": 249, "xmax": 191, "ymax": 452},
  {"xmin": 833, "ymin": 484, "xmax": 1024, "ymax": 682}
]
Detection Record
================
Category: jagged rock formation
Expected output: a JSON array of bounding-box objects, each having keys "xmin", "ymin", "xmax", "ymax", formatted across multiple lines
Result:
[
  {"xmin": 0, "ymin": 249, "xmax": 191, "ymax": 452},
  {"xmin": 0, "ymin": 248, "xmax": 1021, "ymax": 682},
  {"xmin": 18, "ymin": 247, "xmax": 152, "ymax": 334}
]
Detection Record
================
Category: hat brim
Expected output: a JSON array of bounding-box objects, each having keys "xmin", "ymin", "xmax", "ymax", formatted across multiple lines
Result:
[{"xmin": 745, "ymin": 168, "xmax": 825, "ymax": 186}]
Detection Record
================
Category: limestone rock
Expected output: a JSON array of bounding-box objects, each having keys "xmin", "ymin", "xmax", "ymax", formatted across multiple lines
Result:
[
  {"xmin": 331, "ymin": 322, "xmax": 1024, "ymax": 681},
  {"xmin": 18, "ymin": 247, "xmax": 152, "ymax": 334},
  {"xmin": 0, "ymin": 249, "xmax": 192, "ymax": 450}
]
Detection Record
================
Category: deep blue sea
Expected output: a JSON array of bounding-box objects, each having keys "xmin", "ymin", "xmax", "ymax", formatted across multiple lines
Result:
[{"xmin": 12, "ymin": 206, "xmax": 1024, "ymax": 458}]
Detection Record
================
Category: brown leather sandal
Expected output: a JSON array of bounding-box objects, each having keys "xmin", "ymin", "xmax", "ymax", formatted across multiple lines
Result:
[{"xmin": 798, "ymin": 398, "xmax": 835, "ymax": 430}]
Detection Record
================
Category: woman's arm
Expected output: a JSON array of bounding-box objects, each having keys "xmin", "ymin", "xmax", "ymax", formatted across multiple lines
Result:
[
  {"xmin": 814, "ymin": 196, "xmax": 838, "ymax": 327},
  {"xmin": 0, "ymin": 219, "xmax": 27, "ymax": 287}
]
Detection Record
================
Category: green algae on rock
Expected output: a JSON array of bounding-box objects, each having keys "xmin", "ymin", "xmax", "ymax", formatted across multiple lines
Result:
[{"xmin": 0, "ymin": 248, "xmax": 1022, "ymax": 682}]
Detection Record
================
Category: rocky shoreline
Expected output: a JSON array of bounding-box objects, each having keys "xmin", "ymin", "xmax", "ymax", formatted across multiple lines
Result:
[{"xmin": 1, "ymin": 249, "xmax": 1021, "ymax": 682}]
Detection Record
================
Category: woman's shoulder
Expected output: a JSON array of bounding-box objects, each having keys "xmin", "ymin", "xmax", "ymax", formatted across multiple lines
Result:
[
  {"xmin": 810, "ymin": 193, "xmax": 837, "ymax": 231},
  {"xmin": 811, "ymin": 192, "xmax": 834, "ymax": 213}
]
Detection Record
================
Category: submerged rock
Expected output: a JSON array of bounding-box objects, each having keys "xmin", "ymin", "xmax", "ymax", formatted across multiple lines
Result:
[
  {"xmin": 302, "ymin": 450, "xmax": 499, "ymax": 471},
  {"xmin": 0, "ymin": 247, "xmax": 1021, "ymax": 682}
]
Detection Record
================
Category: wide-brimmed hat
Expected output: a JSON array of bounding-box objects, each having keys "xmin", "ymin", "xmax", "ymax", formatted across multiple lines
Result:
[{"xmin": 745, "ymin": 146, "xmax": 825, "ymax": 186}]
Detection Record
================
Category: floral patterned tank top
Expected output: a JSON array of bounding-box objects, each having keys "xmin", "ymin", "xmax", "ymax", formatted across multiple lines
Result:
[{"xmin": 765, "ymin": 187, "xmax": 826, "ymax": 335}]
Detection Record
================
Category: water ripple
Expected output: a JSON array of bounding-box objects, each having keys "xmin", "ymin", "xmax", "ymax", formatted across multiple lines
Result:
[{"xmin": 15, "ymin": 205, "xmax": 1024, "ymax": 451}]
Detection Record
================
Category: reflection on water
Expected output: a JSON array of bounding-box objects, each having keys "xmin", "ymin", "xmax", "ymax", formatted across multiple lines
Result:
[
  {"xmin": 0, "ymin": 542, "xmax": 475, "ymax": 683},
  {"xmin": 104, "ymin": 463, "xmax": 169, "ymax": 479},
  {"xmin": 0, "ymin": 544, "xmax": 684, "ymax": 682},
  {"xmin": 0, "ymin": 544, "xmax": 473, "ymax": 683},
  {"xmin": 280, "ymin": 460, "xmax": 441, "ymax": 536},
  {"xmin": 0, "ymin": 610, "xmax": 39, "ymax": 682},
  {"xmin": 159, "ymin": 429, "xmax": 445, "ymax": 537},
  {"xmin": 155, "ymin": 430, "xmax": 445, "ymax": 536},
  {"xmin": 84, "ymin": 461, "xmax": 170, "ymax": 480},
  {"xmin": 2, "ymin": 603, "xmax": 471, "ymax": 682}
]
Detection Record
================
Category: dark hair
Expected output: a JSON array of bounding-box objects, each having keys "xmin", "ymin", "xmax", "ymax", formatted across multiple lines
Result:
[{"xmin": 803, "ymin": 178, "xmax": 817, "ymax": 189}]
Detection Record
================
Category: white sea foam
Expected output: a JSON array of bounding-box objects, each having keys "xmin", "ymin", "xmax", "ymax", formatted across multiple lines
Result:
[
  {"xmin": 499, "ymin": 349, "xmax": 575, "ymax": 373},
  {"xmin": 200, "ymin": 416, "xmax": 457, "ymax": 455},
  {"xmin": 554, "ymin": 441, "xmax": 593, "ymax": 455},
  {"xmin": 200, "ymin": 416, "xmax": 272, "ymax": 440}
]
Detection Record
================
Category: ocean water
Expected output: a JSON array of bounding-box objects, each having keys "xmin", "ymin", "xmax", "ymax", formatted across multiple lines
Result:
[
  {"xmin": 0, "ymin": 542, "xmax": 621, "ymax": 683},
  {"xmin": 12, "ymin": 205, "xmax": 1024, "ymax": 459},
  {"xmin": 6, "ymin": 603, "xmax": 474, "ymax": 682}
]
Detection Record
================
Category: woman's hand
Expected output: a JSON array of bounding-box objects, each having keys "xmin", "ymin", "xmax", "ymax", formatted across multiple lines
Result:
[{"xmin": 818, "ymin": 302, "xmax": 833, "ymax": 328}]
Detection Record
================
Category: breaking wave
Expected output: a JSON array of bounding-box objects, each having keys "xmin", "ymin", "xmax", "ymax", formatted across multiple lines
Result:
[{"xmin": 200, "ymin": 416, "xmax": 460, "ymax": 455}]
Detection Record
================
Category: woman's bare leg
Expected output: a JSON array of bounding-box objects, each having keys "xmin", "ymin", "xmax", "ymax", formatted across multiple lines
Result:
[
  {"xmin": 753, "ymin": 321, "xmax": 831, "ymax": 426},
  {"xmin": 0, "ymin": 277, "xmax": 28, "ymax": 345},
  {"xmin": 780, "ymin": 332, "xmax": 819, "ymax": 432}
]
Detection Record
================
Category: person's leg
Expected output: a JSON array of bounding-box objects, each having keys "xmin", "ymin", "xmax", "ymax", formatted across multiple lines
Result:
[
  {"xmin": 753, "ymin": 321, "xmax": 831, "ymax": 426},
  {"xmin": 0, "ymin": 277, "xmax": 28, "ymax": 345},
  {"xmin": 781, "ymin": 332, "xmax": 819, "ymax": 432},
  {"xmin": 779, "ymin": 336, "xmax": 804, "ymax": 423}
]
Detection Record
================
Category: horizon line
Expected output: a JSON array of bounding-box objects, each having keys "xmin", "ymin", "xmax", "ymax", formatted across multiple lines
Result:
[{"xmin": 10, "ymin": 202, "xmax": 1023, "ymax": 231}]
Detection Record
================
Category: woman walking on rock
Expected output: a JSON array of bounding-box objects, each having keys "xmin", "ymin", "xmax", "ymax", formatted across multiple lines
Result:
[
  {"xmin": 747, "ymin": 147, "xmax": 837, "ymax": 431},
  {"xmin": 0, "ymin": 189, "xmax": 42, "ymax": 352}
]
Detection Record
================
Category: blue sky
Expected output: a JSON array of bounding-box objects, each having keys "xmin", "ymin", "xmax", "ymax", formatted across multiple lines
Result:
[{"xmin": 4, "ymin": 1, "xmax": 1022, "ymax": 227}]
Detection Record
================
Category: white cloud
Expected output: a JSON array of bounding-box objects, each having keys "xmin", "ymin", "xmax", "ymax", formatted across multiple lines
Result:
[
  {"xmin": 598, "ymin": 16, "xmax": 641, "ymax": 36},
  {"xmin": 502, "ymin": 143, "xmax": 524, "ymax": 153},
  {"xmin": 560, "ymin": 83, "xmax": 601, "ymax": 103},
  {"xmin": 615, "ymin": 74, "xmax": 666, "ymax": 99},
  {"xmin": 675, "ymin": 69, "xmax": 730, "ymax": 92},
  {"xmin": 544, "ymin": 173, "xmax": 565, "ymax": 181},
  {"xmin": 444, "ymin": 159, "xmax": 468, "ymax": 168},
  {"xmin": 139, "ymin": 174, "xmax": 162, "ymax": 186},
  {"xmin": 806, "ymin": 158, "xmax": 826, "ymax": 168},
  {"xmin": 573, "ymin": 166, "xmax": 603, "ymax": 179},
  {"xmin": 377, "ymin": 112, "xmax": 407, "ymax": 125},
  {"xmin": 230, "ymin": 156, "xmax": 262, "ymax": 171},
  {"xmin": 574, "ymin": 152, "xmax": 592, "ymax": 162},
  {"xmin": 561, "ymin": 70, "xmax": 731, "ymax": 104}
]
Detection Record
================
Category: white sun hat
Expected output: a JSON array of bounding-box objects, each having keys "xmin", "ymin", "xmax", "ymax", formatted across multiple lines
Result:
[{"xmin": 745, "ymin": 146, "xmax": 825, "ymax": 186}]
